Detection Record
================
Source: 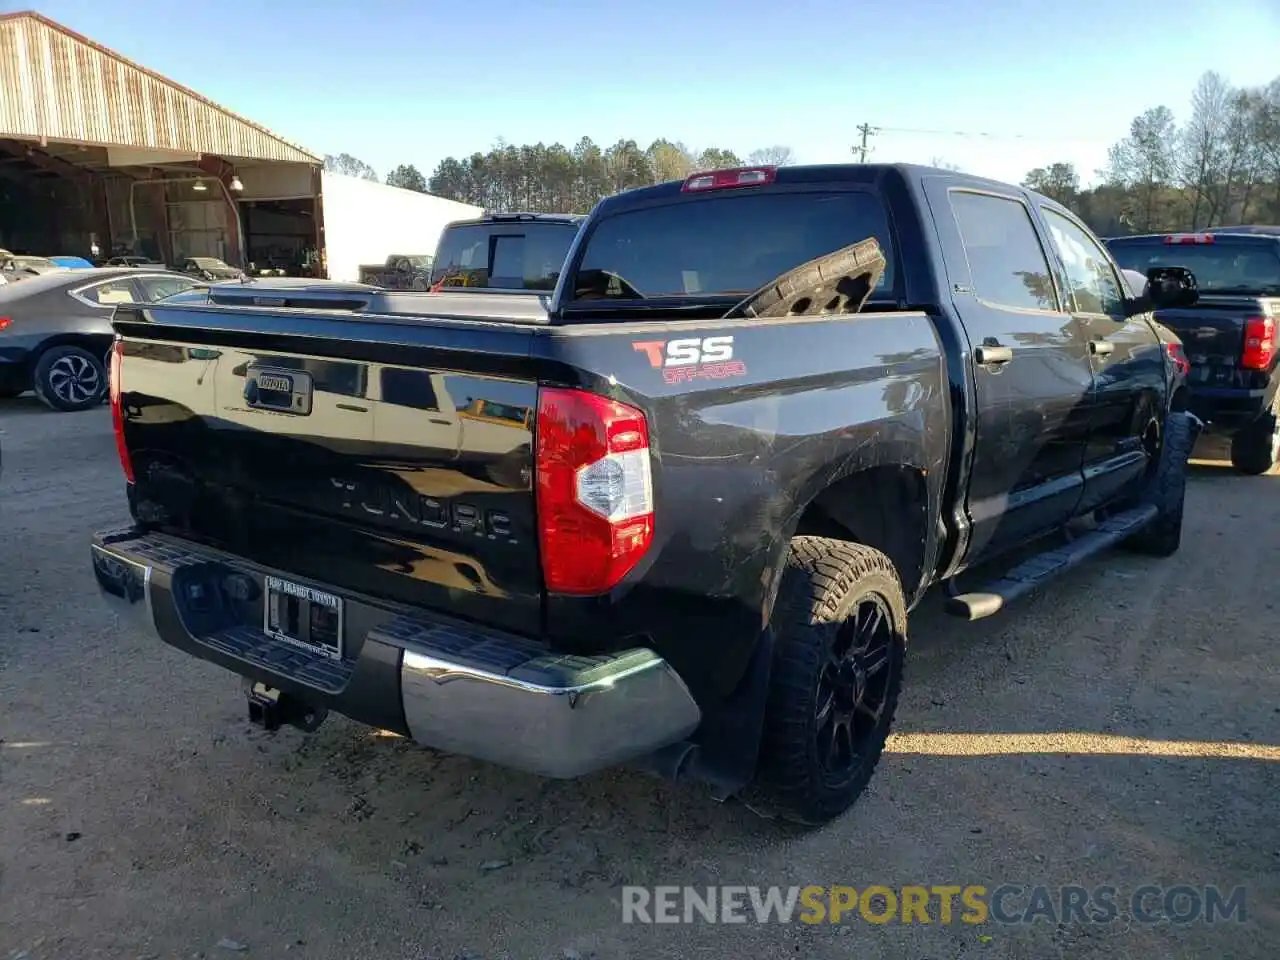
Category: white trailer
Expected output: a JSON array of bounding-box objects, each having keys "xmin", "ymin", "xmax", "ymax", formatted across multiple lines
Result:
[{"xmin": 319, "ymin": 173, "xmax": 482, "ymax": 283}]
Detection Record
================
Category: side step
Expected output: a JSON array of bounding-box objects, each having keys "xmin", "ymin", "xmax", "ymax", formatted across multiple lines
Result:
[{"xmin": 945, "ymin": 504, "xmax": 1158, "ymax": 621}]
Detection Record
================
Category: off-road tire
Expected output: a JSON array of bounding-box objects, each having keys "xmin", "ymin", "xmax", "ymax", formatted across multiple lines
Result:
[
  {"xmin": 750, "ymin": 536, "xmax": 906, "ymax": 826},
  {"xmin": 729, "ymin": 239, "xmax": 887, "ymax": 320},
  {"xmin": 33, "ymin": 345, "xmax": 108, "ymax": 412},
  {"xmin": 1229, "ymin": 402, "xmax": 1279, "ymax": 476},
  {"xmin": 1122, "ymin": 411, "xmax": 1197, "ymax": 556}
]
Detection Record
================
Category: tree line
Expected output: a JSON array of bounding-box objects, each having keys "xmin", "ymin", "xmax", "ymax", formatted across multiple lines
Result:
[
  {"xmin": 325, "ymin": 69, "xmax": 1280, "ymax": 235},
  {"xmin": 325, "ymin": 143, "xmax": 795, "ymax": 213},
  {"xmin": 1024, "ymin": 70, "xmax": 1280, "ymax": 234}
]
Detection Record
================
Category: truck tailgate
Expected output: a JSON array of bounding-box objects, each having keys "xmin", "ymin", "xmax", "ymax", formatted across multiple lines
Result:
[
  {"xmin": 1154, "ymin": 295, "xmax": 1279, "ymax": 389},
  {"xmin": 112, "ymin": 304, "xmax": 542, "ymax": 635}
]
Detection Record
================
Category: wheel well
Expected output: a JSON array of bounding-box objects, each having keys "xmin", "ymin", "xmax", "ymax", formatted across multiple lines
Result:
[
  {"xmin": 27, "ymin": 334, "xmax": 113, "ymax": 374},
  {"xmin": 793, "ymin": 465, "xmax": 930, "ymax": 596}
]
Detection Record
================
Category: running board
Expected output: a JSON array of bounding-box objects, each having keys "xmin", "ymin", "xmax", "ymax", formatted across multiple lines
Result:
[{"xmin": 945, "ymin": 504, "xmax": 1158, "ymax": 621}]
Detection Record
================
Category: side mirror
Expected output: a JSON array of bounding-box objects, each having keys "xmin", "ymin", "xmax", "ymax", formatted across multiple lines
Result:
[{"xmin": 1146, "ymin": 266, "xmax": 1199, "ymax": 310}]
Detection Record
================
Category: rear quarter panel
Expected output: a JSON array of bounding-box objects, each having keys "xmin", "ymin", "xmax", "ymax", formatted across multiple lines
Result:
[{"xmin": 535, "ymin": 310, "xmax": 949, "ymax": 703}]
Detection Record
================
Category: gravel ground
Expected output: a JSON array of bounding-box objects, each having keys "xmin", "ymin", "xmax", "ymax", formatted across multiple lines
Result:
[{"xmin": 1, "ymin": 400, "xmax": 1277, "ymax": 960}]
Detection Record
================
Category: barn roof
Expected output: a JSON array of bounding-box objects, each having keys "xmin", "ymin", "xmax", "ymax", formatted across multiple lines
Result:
[{"xmin": 0, "ymin": 11, "xmax": 321, "ymax": 165}]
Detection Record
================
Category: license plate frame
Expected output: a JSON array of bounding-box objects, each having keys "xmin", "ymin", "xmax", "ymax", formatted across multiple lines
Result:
[{"xmin": 263, "ymin": 575, "xmax": 344, "ymax": 660}]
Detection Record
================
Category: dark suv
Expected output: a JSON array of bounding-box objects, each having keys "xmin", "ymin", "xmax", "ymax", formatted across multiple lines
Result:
[{"xmin": 430, "ymin": 213, "xmax": 584, "ymax": 292}]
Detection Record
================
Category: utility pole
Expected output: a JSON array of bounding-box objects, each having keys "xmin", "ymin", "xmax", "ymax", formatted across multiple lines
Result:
[{"xmin": 853, "ymin": 124, "xmax": 878, "ymax": 163}]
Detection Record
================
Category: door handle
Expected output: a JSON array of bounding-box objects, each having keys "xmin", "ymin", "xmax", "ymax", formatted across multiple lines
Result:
[
  {"xmin": 335, "ymin": 403, "xmax": 369, "ymax": 412},
  {"xmin": 974, "ymin": 344, "xmax": 1014, "ymax": 366},
  {"xmin": 429, "ymin": 417, "xmax": 453, "ymax": 426},
  {"xmin": 1089, "ymin": 340, "xmax": 1115, "ymax": 357}
]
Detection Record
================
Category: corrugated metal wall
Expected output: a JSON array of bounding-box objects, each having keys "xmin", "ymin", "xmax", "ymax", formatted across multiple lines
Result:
[{"xmin": 0, "ymin": 13, "xmax": 319, "ymax": 164}]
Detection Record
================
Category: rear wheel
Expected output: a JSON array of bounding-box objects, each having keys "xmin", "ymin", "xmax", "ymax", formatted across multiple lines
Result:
[
  {"xmin": 750, "ymin": 537, "xmax": 906, "ymax": 825},
  {"xmin": 1229, "ymin": 401, "xmax": 1279, "ymax": 475},
  {"xmin": 32, "ymin": 345, "xmax": 107, "ymax": 412}
]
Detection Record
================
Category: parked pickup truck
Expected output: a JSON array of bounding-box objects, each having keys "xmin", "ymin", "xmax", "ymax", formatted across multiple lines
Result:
[
  {"xmin": 429, "ymin": 212, "xmax": 583, "ymax": 292},
  {"xmin": 92, "ymin": 164, "xmax": 1201, "ymax": 825},
  {"xmin": 358, "ymin": 254, "xmax": 435, "ymax": 289},
  {"xmin": 1106, "ymin": 231, "xmax": 1280, "ymax": 474}
]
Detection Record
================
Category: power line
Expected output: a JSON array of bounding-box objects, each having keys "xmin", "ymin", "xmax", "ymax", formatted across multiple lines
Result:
[{"xmin": 870, "ymin": 124, "xmax": 1110, "ymax": 145}]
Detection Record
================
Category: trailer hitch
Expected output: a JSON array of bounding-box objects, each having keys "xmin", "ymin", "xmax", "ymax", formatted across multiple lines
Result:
[{"xmin": 244, "ymin": 680, "xmax": 328, "ymax": 733}]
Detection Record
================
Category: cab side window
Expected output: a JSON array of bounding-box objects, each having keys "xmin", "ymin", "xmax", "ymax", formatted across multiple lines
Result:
[
  {"xmin": 380, "ymin": 367, "xmax": 439, "ymax": 411},
  {"xmin": 136, "ymin": 275, "xmax": 197, "ymax": 302},
  {"xmin": 79, "ymin": 278, "xmax": 138, "ymax": 305},
  {"xmin": 949, "ymin": 191, "xmax": 1059, "ymax": 312},
  {"xmin": 1042, "ymin": 210, "xmax": 1125, "ymax": 316}
]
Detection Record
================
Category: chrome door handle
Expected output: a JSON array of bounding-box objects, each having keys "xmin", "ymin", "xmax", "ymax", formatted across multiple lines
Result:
[{"xmin": 974, "ymin": 344, "xmax": 1014, "ymax": 365}]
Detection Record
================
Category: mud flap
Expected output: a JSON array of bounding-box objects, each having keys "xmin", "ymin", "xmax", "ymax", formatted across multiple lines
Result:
[
  {"xmin": 629, "ymin": 627, "xmax": 776, "ymax": 801},
  {"xmin": 723, "ymin": 238, "xmax": 887, "ymax": 320}
]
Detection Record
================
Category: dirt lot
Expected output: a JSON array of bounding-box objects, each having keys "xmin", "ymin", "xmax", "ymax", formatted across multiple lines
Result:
[{"xmin": 1, "ymin": 399, "xmax": 1277, "ymax": 960}]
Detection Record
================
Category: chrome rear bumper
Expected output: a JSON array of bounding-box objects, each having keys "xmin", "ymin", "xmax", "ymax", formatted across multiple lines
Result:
[{"xmin": 91, "ymin": 530, "xmax": 700, "ymax": 779}]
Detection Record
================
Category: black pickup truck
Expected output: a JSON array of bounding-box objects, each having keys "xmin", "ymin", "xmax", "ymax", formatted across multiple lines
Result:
[
  {"xmin": 1106, "ymin": 231, "xmax": 1280, "ymax": 474},
  {"xmin": 92, "ymin": 164, "xmax": 1201, "ymax": 825}
]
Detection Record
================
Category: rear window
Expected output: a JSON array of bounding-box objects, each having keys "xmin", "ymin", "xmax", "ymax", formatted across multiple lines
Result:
[
  {"xmin": 431, "ymin": 222, "xmax": 578, "ymax": 291},
  {"xmin": 1108, "ymin": 240, "xmax": 1280, "ymax": 295},
  {"xmin": 570, "ymin": 191, "xmax": 894, "ymax": 301}
]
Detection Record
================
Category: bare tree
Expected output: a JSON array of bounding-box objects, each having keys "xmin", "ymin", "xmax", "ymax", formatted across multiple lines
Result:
[
  {"xmin": 1224, "ymin": 88, "xmax": 1270, "ymax": 223},
  {"xmin": 324, "ymin": 153, "xmax": 378, "ymax": 182},
  {"xmin": 748, "ymin": 145, "xmax": 796, "ymax": 166},
  {"xmin": 929, "ymin": 156, "xmax": 962, "ymax": 172},
  {"xmin": 1256, "ymin": 78, "xmax": 1280, "ymax": 219},
  {"xmin": 1179, "ymin": 72, "xmax": 1233, "ymax": 227},
  {"xmin": 1104, "ymin": 106, "xmax": 1178, "ymax": 231}
]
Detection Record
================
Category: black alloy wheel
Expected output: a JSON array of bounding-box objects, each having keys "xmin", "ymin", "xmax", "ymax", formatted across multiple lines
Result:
[{"xmin": 814, "ymin": 595, "xmax": 896, "ymax": 782}]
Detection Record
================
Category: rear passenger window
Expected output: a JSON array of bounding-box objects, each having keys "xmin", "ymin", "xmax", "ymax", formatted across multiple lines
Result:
[
  {"xmin": 949, "ymin": 192, "xmax": 1058, "ymax": 311},
  {"xmin": 82, "ymin": 278, "xmax": 138, "ymax": 305}
]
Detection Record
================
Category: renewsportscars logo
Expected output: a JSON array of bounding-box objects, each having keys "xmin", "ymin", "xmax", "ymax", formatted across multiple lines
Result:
[{"xmin": 632, "ymin": 336, "xmax": 748, "ymax": 384}]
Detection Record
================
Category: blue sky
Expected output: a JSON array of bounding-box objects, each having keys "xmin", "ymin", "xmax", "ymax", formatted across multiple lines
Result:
[{"xmin": 32, "ymin": 0, "xmax": 1280, "ymax": 187}]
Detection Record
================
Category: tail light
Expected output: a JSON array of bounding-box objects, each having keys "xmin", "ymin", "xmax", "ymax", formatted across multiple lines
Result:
[
  {"xmin": 1163, "ymin": 233, "xmax": 1215, "ymax": 245},
  {"xmin": 682, "ymin": 166, "xmax": 776, "ymax": 192},
  {"xmin": 0, "ymin": 316, "xmax": 11, "ymax": 331},
  {"xmin": 1241, "ymin": 316, "xmax": 1277, "ymax": 371},
  {"xmin": 1165, "ymin": 342, "xmax": 1190, "ymax": 377},
  {"xmin": 109, "ymin": 339, "xmax": 135, "ymax": 483},
  {"xmin": 535, "ymin": 387, "xmax": 654, "ymax": 595}
]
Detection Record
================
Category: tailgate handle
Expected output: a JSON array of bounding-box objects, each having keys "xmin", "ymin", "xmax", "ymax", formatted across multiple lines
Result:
[
  {"xmin": 1089, "ymin": 340, "xmax": 1115, "ymax": 357},
  {"xmin": 974, "ymin": 344, "xmax": 1013, "ymax": 366},
  {"xmin": 245, "ymin": 366, "xmax": 313, "ymax": 415}
]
